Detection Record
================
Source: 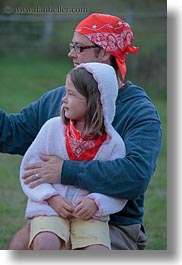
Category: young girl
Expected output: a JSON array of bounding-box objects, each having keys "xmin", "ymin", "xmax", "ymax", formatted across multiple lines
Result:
[{"xmin": 20, "ymin": 62, "xmax": 127, "ymax": 250}]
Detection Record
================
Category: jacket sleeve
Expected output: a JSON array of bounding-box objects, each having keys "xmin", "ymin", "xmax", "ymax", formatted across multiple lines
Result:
[
  {"xmin": 87, "ymin": 193, "xmax": 127, "ymax": 217},
  {"xmin": 0, "ymin": 86, "xmax": 65, "ymax": 155},
  {"xmin": 20, "ymin": 120, "xmax": 59, "ymax": 203},
  {"xmin": 61, "ymin": 95, "xmax": 162, "ymax": 200},
  {"xmin": 0, "ymin": 102, "xmax": 40, "ymax": 155}
]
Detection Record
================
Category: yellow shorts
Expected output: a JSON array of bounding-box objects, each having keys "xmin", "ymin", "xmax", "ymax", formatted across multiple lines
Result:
[{"xmin": 29, "ymin": 216, "xmax": 111, "ymax": 249}]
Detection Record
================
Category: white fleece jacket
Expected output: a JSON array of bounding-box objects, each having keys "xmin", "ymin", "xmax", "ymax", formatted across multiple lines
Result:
[{"xmin": 20, "ymin": 62, "xmax": 127, "ymax": 221}]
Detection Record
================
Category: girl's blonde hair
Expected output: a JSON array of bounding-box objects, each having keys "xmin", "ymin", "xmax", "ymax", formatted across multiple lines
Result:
[{"xmin": 62, "ymin": 67, "xmax": 105, "ymax": 136}]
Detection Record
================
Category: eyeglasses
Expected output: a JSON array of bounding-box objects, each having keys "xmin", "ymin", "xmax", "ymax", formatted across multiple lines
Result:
[{"xmin": 69, "ymin": 42, "xmax": 98, "ymax": 53}]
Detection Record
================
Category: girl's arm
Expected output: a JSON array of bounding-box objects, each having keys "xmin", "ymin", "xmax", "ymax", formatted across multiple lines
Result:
[
  {"xmin": 20, "ymin": 120, "xmax": 59, "ymax": 203},
  {"xmin": 73, "ymin": 194, "xmax": 126, "ymax": 220},
  {"xmin": 86, "ymin": 193, "xmax": 127, "ymax": 217}
]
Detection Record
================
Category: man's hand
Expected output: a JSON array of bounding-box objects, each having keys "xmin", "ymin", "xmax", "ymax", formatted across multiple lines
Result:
[
  {"xmin": 47, "ymin": 195, "xmax": 73, "ymax": 218},
  {"xmin": 72, "ymin": 198, "xmax": 98, "ymax": 220},
  {"xmin": 22, "ymin": 154, "xmax": 63, "ymax": 188}
]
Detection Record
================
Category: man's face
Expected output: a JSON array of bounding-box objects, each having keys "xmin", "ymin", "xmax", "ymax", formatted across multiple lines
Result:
[{"xmin": 68, "ymin": 32, "xmax": 105, "ymax": 67}]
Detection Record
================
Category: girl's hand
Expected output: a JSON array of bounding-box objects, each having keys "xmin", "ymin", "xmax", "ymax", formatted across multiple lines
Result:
[
  {"xmin": 72, "ymin": 197, "xmax": 98, "ymax": 220},
  {"xmin": 47, "ymin": 195, "xmax": 73, "ymax": 218}
]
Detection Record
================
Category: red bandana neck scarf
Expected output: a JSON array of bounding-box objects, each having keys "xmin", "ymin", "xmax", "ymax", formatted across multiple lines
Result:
[
  {"xmin": 75, "ymin": 13, "xmax": 139, "ymax": 81},
  {"xmin": 66, "ymin": 120, "xmax": 107, "ymax": 161}
]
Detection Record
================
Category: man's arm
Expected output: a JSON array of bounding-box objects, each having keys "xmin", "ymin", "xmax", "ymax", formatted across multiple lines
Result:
[
  {"xmin": 0, "ymin": 86, "xmax": 65, "ymax": 155},
  {"xmin": 22, "ymin": 86, "xmax": 162, "ymax": 201},
  {"xmin": 61, "ymin": 101, "xmax": 162, "ymax": 200},
  {"xmin": 0, "ymin": 106, "xmax": 39, "ymax": 155},
  {"xmin": 23, "ymin": 106, "xmax": 161, "ymax": 201}
]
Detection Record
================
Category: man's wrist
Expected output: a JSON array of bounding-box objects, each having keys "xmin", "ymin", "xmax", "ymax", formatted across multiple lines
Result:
[{"xmin": 61, "ymin": 160, "xmax": 80, "ymax": 185}]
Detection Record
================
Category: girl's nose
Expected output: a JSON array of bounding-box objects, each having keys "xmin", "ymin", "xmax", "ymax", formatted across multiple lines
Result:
[{"xmin": 62, "ymin": 95, "xmax": 67, "ymax": 104}]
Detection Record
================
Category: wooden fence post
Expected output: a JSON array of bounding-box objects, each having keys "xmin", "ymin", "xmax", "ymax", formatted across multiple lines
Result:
[{"xmin": 42, "ymin": 15, "xmax": 53, "ymax": 49}]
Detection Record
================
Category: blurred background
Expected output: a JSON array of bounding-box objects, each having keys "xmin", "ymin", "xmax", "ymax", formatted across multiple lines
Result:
[
  {"xmin": 0, "ymin": 0, "xmax": 167, "ymax": 95},
  {"xmin": 0, "ymin": 0, "xmax": 167, "ymax": 249}
]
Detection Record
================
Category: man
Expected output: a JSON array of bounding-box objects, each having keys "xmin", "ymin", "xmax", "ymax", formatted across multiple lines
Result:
[{"xmin": 1, "ymin": 13, "xmax": 162, "ymax": 250}]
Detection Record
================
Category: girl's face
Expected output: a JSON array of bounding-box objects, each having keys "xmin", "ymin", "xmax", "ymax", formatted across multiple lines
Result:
[{"xmin": 62, "ymin": 76, "xmax": 87, "ymax": 127}]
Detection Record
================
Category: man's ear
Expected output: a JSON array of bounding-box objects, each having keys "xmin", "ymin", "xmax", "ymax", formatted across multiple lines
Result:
[{"xmin": 100, "ymin": 50, "xmax": 111, "ymax": 63}]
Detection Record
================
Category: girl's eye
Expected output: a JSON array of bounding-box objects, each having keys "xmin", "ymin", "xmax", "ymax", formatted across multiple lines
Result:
[
  {"xmin": 66, "ymin": 90, "xmax": 74, "ymax": 96},
  {"xmin": 68, "ymin": 92, "xmax": 75, "ymax": 97}
]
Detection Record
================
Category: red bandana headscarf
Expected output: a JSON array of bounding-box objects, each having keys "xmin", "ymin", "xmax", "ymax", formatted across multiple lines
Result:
[{"xmin": 75, "ymin": 13, "xmax": 139, "ymax": 81}]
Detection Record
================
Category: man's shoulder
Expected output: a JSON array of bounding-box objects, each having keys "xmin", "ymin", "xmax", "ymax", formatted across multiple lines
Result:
[
  {"xmin": 116, "ymin": 81, "xmax": 160, "ymax": 122},
  {"xmin": 118, "ymin": 81, "xmax": 157, "ymax": 111},
  {"xmin": 118, "ymin": 81, "xmax": 150, "ymax": 101}
]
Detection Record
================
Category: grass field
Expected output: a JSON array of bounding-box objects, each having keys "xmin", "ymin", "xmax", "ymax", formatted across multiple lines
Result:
[{"xmin": 0, "ymin": 54, "xmax": 167, "ymax": 250}]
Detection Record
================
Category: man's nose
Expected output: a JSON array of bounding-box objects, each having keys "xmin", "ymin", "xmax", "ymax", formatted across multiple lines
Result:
[{"xmin": 68, "ymin": 48, "xmax": 77, "ymax": 58}]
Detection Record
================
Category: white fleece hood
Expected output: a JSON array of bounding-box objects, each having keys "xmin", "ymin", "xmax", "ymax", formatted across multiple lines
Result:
[{"xmin": 77, "ymin": 63, "xmax": 118, "ymax": 131}]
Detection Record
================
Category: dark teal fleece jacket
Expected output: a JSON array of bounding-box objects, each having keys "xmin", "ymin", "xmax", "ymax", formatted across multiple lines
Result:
[{"xmin": 0, "ymin": 81, "xmax": 162, "ymax": 226}]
